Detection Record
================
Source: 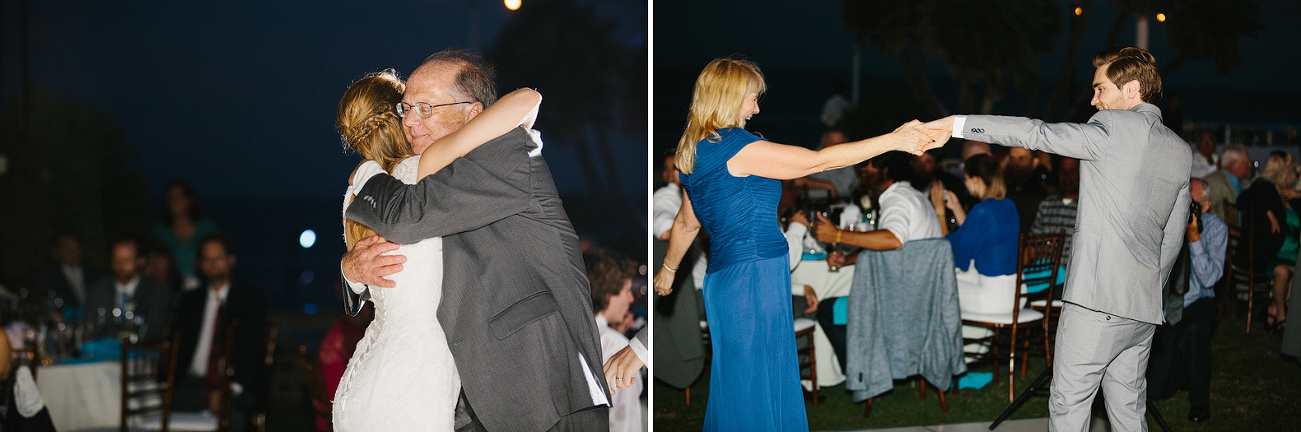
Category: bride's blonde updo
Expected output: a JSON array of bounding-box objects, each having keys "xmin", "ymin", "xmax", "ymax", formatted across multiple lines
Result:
[
  {"xmin": 336, "ymin": 69, "xmax": 414, "ymax": 172},
  {"xmin": 337, "ymin": 69, "xmax": 414, "ymax": 244}
]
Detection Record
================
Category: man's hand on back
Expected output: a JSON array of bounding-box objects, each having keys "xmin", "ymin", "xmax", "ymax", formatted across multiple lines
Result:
[{"xmin": 342, "ymin": 235, "xmax": 405, "ymax": 288}]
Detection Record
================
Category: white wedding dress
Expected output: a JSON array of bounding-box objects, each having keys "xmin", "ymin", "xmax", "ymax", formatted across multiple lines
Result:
[{"xmin": 333, "ymin": 156, "xmax": 460, "ymax": 431}]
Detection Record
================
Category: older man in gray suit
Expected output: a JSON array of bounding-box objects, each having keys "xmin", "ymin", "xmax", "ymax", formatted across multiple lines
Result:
[
  {"xmin": 924, "ymin": 47, "xmax": 1191, "ymax": 432},
  {"xmin": 340, "ymin": 50, "xmax": 609, "ymax": 431}
]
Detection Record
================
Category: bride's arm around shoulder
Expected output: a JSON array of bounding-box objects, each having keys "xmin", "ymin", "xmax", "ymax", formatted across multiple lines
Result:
[{"xmin": 417, "ymin": 88, "xmax": 542, "ymax": 179}]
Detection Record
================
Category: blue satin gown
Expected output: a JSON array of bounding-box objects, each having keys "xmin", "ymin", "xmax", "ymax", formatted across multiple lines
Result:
[{"xmin": 680, "ymin": 128, "xmax": 808, "ymax": 431}]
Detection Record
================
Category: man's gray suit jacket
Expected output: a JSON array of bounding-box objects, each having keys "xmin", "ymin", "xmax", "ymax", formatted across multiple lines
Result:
[
  {"xmin": 345, "ymin": 127, "xmax": 609, "ymax": 431},
  {"xmin": 961, "ymin": 103, "xmax": 1191, "ymax": 325}
]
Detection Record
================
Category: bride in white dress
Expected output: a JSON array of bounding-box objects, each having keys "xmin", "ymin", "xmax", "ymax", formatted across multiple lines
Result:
[{"xmin": 329, "ymin": 69, "xmax": 541, "ymax": 431}]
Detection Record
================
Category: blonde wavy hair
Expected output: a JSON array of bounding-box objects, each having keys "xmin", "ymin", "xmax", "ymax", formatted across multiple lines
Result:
[
  {"xmin": 675, "ymin": 58, "xmax": 766, "ymax": 175},
  {"xmin": 1260, "ymin": 151, "xmax": 1299, "ymax": 190},
  {"xmin": 336, "ymin": 69, "xmax": 415, "ymax": 244}
]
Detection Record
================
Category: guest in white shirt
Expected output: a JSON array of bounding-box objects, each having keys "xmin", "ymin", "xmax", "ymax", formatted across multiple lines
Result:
[
  {"xmin": 84, "ymin": 238, "xmax": 171, "ymax": 339},
  {"xmin": 172, "ymin": 233, "xmax": 267, "ymax": 432},
  {"xmin": 1189, "ymin": 130, "xmax": 1219, "ymax": 179},
  {"xmin": 809, "ymin": 151, "xmax": 943, "ymax": 370},
  {"xmin": 584, "ymin": 248, "xmax": 644, "ymax": 432},
  {"xmin": 812, "ymin": 151, "xmax": 942, "ymax": 256}
]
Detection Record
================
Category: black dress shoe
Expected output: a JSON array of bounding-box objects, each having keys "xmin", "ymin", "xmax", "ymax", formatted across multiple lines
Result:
[{"xmin": 1188, "ymin": 405, "xmax": 1210, "ymax": 422}]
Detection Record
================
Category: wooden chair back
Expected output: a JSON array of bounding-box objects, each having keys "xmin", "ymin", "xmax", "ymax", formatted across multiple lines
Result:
[
  {"xmin": 299, "ymin": 345, "xmax": 333, "ymax": 432},
  {"xmin": 120, "ymin": 334, "xmax": 179, "ymax": 432}
]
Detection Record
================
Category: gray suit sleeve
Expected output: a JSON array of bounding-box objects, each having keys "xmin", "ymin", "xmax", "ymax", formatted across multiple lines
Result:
[
  {"xmin": 341, "ymin": 275, "xmax": 369, "ymax": 316},
  {"xmin": 1159, "ymin": 181, "xmax": 1193, "ymax": 288},
  {"xmin": 345, "ymin": 131, "xmax": 534, "ymax": 245},
  {"xmin": 963, "ymin": 111, "xmax": 1117, "ymax": 161}
]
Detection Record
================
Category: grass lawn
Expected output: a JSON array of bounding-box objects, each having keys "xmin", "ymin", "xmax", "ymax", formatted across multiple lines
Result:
[{"xmin": 653, "ymin": 313, "xmax": 1301, "ymax": 431}]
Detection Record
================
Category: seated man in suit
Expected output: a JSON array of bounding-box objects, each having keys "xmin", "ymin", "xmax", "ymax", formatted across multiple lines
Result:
[
  {"xmin": 809, "ymin": 151, "xmax": 943, "ymax": 371},
  {"xmin": 172, "ymin": 233, "xmax": 266, "ymax": 432},
  {"xmin": 32, "ymin": 233, "xmax": 103, "ymax": 319},
  {"xmin": 84, "ymin": 238, "xmax": 170, "ymax": 340}
]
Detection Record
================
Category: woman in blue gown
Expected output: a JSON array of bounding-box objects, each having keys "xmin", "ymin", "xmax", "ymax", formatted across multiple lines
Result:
[
  {"xmin": 652, "ymin": 58, "xmax": 932, "ymax": 431},
  {"xmin": 930, "ymin": 154, "xmax": 1020, "ymax": 316}
]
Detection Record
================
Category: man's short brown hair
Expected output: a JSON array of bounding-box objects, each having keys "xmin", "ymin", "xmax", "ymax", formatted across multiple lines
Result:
[
  {"xmin": 1092, "ymin": 46, "xmax": 1162, "ymax": 104},
  {"xmin": 583, "ymin": 247, "xmax": 637, "ymax": 313}
]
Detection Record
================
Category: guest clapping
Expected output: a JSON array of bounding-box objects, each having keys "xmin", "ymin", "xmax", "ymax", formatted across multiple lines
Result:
[{"xmin": 931, "ymin": 154, "xmax": 1020, "ymax": 316}]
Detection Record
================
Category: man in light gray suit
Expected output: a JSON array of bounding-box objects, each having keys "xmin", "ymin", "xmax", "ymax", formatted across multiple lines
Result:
[
  {"xmin": 924, "ymin": 47, "xmax": 1191, "ymax": 432},
  {"xmin": 340, "ymin": 50, "xmax": 610, "ymax": 431}
]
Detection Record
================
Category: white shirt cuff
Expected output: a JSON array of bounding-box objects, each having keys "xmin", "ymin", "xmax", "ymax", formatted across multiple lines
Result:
[
  {"xmin": 952, "ymin": 115, "xmax": 969, "ymax": 139},
  {"xmin": 628, "ymin": 334, "xmax": 648, "ymax": 365},
  {"xmin": 341, "ymin": 262, "xmax": 367, "ymax": 294},
  {"xmin": 349, "ymin": 160, "xmax": 385, "ymax": 196}
]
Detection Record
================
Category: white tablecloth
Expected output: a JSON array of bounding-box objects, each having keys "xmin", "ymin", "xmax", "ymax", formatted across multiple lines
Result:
[
  {"xmin": 790, "ymin": 259, "xmax": 855, "ymax": 390},
  {"xmin": 36, "ymin": 361, "xmax": 121, "ymax": 431}
]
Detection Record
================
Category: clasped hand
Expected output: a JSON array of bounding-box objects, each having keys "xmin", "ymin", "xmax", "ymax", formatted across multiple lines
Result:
[{"xmin": 891, "ymin": 116, "xmax": 955, "ymax": 155}]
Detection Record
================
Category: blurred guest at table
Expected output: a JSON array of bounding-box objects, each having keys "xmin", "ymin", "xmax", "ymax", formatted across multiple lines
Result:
[
  {"xmin": 964, "ymin": 140, "xmax": 992, "ymax": 160},
  {"xmin": 142, "ymin": 238, "xmax": 184, "ymax": 295},
  {"xmin": 811, "ymin": 151, "xmax": 943, "ymax": 371},
  {"xmin": 653, "ymin": 58, "xmax": 929, "ymax": 431},
  {"xmin": 1148, "ymin": 177, "xmax": 1225, "ymax": 423},
  {"xmin": 84, "ymin": 238, "xmax": 172, "ymax": 340},
  {"xmin": 31, "ymin": 233, "xmax": 103, "ymax": 318},
  {"xmin": 932, "ymin": 154, "xmax": 1019, "ymax": 315},
  {"xmin": 1004, "ymin": 147, "xmax": 1049, "ymax": 233},
  {"xmin": 813, "ymin": 152, "xmax": 942, "ymax": 259},
  {"xmin": 1030, "ymin": 157, "xmax": 1082, "ymax": 271},
  {"xmin": 947, "ymin": 140, "xmax": 994, "ymax": 183},
  {"xmin": 799, "ymin": 129, "xmax": 860, "ymax": 200},
  {"xmin": 173, "ymin": 233, "xmax": 266, "ymax": 432},
  {"xmin": 317, "ymin": 301, "xmax": 373, "ymax": 432},
  {"xmin": 151, "ymin": 180, "xmax": 218, "ymax": 291},
  {"xmin": 1234, "ymin": 151, "xmax": 1301, "ymax": 331},
  {"xmin": 586, "ymin": 247, "xmax": 643, "ymax": 432},
  {"xmin": 1189, "ymin": 130, "xmax": 1219, "ymax": 179},
  {"xmin": 820, "ymin": 80, "xmax": 853, "ymax": 130},
  {"xmin": 1203, "ymin": 144, "xmax": 1250, "ymax": 225}
]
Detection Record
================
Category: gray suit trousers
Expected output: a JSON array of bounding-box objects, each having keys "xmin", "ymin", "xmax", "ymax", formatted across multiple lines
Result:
[{"xmin": 1051, "ymin": 303, "xmax": 1156, "ymax": 432}]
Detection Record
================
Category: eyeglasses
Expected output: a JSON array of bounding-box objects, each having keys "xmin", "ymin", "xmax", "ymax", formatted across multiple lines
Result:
[{"xmin": 396, "ymin": 101, "xmax": 472, "ymax": 119}]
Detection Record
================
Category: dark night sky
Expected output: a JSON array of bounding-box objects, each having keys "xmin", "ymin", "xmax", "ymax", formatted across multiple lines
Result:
[
  {"xmin": 0, "ymin": 0, "xmax": 647, "ymax": 310},
  {"xmin": 654, "ymin": 0, "xmax": 1301, "ymax": 149},
  {"xmin": 1, "ymin": 0, "xmax": 647, "ymax": 201}
]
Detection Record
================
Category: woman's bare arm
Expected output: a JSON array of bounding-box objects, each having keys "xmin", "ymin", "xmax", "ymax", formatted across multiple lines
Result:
[
  {"xmin": 653, "ymin": 190, "xmax": 703, "ymax": 296},
  {"xmin": 416, "ymin": 88, "xmax": 543, "ymax": 179},
  {"xmin": 727, "ymin": 120, "xmax": 930, "ymax": 180}
]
